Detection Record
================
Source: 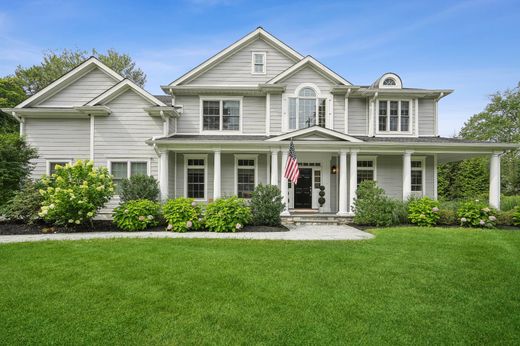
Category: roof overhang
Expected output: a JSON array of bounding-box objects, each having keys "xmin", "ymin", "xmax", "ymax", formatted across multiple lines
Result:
[
  {"xmin": 162, "ymin": 85, "xmax": 268, "ymax": 96},
  {"xmin": 2, "ymin": 106, "xmax": 111, "ymax": 119},
  {"xmin": 354, "ymin": 88, "xmax": 453, "ymax": 98}
]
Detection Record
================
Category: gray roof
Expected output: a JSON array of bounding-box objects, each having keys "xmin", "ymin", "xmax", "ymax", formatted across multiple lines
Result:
[{"xmin": 154, "ymin": 95, "xmax": 171, "ymax": 104}]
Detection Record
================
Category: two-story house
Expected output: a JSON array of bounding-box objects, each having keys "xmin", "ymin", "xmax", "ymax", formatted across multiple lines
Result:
[{"xmin": 3, "ymin": 27, "xmax": 515, "ymax": 217}]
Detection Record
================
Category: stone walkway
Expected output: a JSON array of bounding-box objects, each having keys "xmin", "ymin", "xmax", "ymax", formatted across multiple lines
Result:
[{"xmin": 0, "ymin": 224, "xmax": 373, "ymax": 244}]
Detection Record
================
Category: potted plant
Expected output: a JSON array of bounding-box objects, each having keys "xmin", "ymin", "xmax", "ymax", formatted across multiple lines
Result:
[{"xmin": 318, "ymin": 185, "xmax": 326, "ymax": 212}]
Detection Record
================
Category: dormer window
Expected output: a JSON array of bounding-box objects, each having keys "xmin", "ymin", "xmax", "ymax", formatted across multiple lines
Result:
[
  {"xmin": 377, "ymin": 73, "xmax": 403, "ymax": 88},
  {"xmin": 251, "ymin": 52, "xmax": 266, "ymax": 74},
  {"xmin": 383, "ymin": 78, "xmax": 396, "ymax": 86}
]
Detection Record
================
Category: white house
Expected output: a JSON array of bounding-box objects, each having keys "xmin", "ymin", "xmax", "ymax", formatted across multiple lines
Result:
[{"xmin": 3, "ymin": 27, "xmax": 515, "ymax": 217}]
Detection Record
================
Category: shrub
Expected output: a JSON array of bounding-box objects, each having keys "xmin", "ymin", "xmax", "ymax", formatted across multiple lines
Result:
[
  {"xmin": 162, "ymin": 197, "xmax": 203, "ymax": 232},
  {"xmin": 512, "ymin": 207, "xmax": 520, "ymax": 226},
  {"xmin": 1, "ymin": 180, "xmax": 44, "ymax": 224},
  {"xmin": 457, "ymin": 200, "xmax": 497, "ymax": 228},
  {"xmin": 38, "ymin": 160, "xmax": 114, "ymax": 226},
  {"xmin": 113, "ymin": 199, "xmax": 161, "ymax": 231},
  {"xmin": 353, "ymin": 181, "xmax": 401, "ymax": 227},
  {"xmin": 250, "ymin": 184, "xmax": 285, "ymax": 226},
  {"xmin": 496, "ymin": 210, "xmax": 515, "ymax": 227},
  {"xmin": 119, "ymin": 175, "xmax": 160, "ymax": 203},
  {"xmin": 204, "ymin": 196, "xmax": 252, "ymax": 232},
  {"xmin": 407, "ymin": 197, "xmax": 440, "ymax": 227},
  {"xmin": 501, "ymin": 195, "xmax": 520, "ymax": 212},
  {"xmin": 438, "ymin": 208, "xmax": 457, "ymax": 225}
]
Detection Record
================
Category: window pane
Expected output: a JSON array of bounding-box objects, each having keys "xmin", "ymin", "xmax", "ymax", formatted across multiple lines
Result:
[
  {"xmin": 299, "ymin": 98, "xmax": 316, "ymax": 128},
  {"xmin": 254, "ymin": 53, "xmax": 264, "ymax": 64},
  {"xmin": 254, "ymin": 64, "xmax": 263, "ymax": 73},
  {"xmin": 223, "ymin": 100, "xmax": 240, "ymax": 131},
  {"xmin": 411, "ymin": 160, "xmax": 422, "ymax": 168},
  {"xmin": 289, "ymin": 98, "xmax": 297, "ymax": 129},
  {"xmin": 357, "ymin": 170, "xmax": 374, "ymax": 185},
  {"xmin": 390, "ymin": 101, "xmax": 398, "ymax": 115},
  {"xmin": 383, "ymin": 78, "xmax": 396, "ymax": 86},
  {"xmin": 130, "ymin": 162, "xmax": 147, "ymax": 176},
  {"xmin": 390, "ymin": 101, "xmax": 399, "ymax": 131},
  {"xmin": 203, "ymin": 100, "xmax": 220, "ymax": 130},
  {"xmin": 401, "ymin": 101, "xmax": 409, "ymax": 116},
  {"xmin": 357, "ymin": 160, "xmax": 373, "ymax": 168},
  {"xmin": 299, "ymin": 87, "xmax": 316, "ymax": 97},
  {"xmin": 188, "ymin": 159, "xmax": 204, "ymax": 166},
  {"xmin": 237, "ymin": 168, "xmax": 255, "ymax": 198},
  {"xmin": 49, "ymin": 162, "xmax": 68, "ymax": 175},
  {"xmin": 111, "ymin": 162, "xmax": 128, "ymax": 179},
  {"xmin": 203, "ymin": 101, "xmax": 220, "ymax": 115},
  {"xmin": 390, "ymin": 115, "xmax": 398, "ymax": 131},
  {"xmin": 187, "ymin": 168, "xmax": 205, "ymax": 199},
  {"xmin": 318, "ymin": 99, "xmax": 326, "ymax": 128},
  {"xmin": 379, "ymin": 101, "xmax": 387, "ymax": 115},
  {"xmin": 379, "ymin": 101, "xmax": 387, "ymax": 131},
  {"xmin": 314, "ymin": 170, "xmax": 321, "ymax": 189},
  {"xmin": 238, "ymin": 159, "xmax": 255, "ymax": 166},
  {"xmin": 411, "ymin": 170, "xmax": 422, "ymax": 192},
  {"xmin": 401, "ymin": 116, "xmax": 409, "ymax": 132},
  {"xmin": 203, "ymin": 116, "xmax": 220, "ymax": 130}
]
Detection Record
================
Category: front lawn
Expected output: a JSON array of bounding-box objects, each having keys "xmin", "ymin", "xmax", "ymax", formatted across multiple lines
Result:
[{"xmin": 1, "ymin": 227, "xmax": 519, "ymax": 344}]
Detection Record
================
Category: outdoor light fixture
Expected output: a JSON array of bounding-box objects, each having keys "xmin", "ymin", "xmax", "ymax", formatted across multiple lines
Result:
[{"xmin": 331, "ymin": 165, "xmax": 337, "ymax": 174}]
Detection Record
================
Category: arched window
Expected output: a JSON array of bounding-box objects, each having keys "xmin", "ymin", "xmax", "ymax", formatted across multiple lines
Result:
[
  {"xmin": 383, "ymin": 78, "xmax": 396, "ymax": 86},
  {"xmin": 288, "ymin": 87, "xmax": 326, "ymax": 130}
]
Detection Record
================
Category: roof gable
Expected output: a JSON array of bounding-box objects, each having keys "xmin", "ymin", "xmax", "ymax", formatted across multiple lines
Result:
[
  {"xmin": 165, "ymin": 27, "xmax": 304, "ymax": 88},
  {"xmin": 267, "ymin": 56, "xmax": 351, "ymax": 86},
  {"xmin": 87, "ymin": 79, "xmax": 167, "ymax": 107},
  {"xmin": 267, "ymin": 126, "xmax": 363, "ymax": 142},
  {"xmin": 16, "ymin": 57, "xmax": 124, "ymax": 108}
]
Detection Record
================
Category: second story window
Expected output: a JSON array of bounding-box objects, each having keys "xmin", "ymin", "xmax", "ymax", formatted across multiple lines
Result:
[
  {"xmin": 202, "ymin": 99, "xmax": 241, "ymax": 131},
  {"xmin": 288, "ymin": 87, "xmax": 326, "ymax": 130},
  {"xmin": 251, "ymin": 52, "xmax": 266, "ymax": 74},
  {"xmin": 378, "ymin": 100, "xmax": 410, "ymax": 133}
]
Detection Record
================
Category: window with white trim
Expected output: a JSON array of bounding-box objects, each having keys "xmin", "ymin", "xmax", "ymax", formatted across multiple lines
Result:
[
  {"xmin": 110, "ymin": 161, "xmax": 149, "ymax": 194},
  {"xmin": 383, "ymin": 78, "xmax": 396, "ymax": 86},
  {"xmin": 235, "ymin": 156, "xmax": 256, "ymax": 199},
  {"xmin": 357, "ymin": 159, "xmax": 375, "ymax": 185},
  {"xmin": 251, "ymin": 52, "xmax": 266, "ymax": 74},
  {"xmin": 411, "ymin": 159, "xmax": 424, "ymax": 193},
  {"xmin": 185, "ymin": 157, "xmax": 206, "ymax": 200},
  {"xmin": 47, "ymin": 160, "xmax": 71, "ymax": 175},
  {"xmin": 202, "ymin": 99, "xmax": 241, "ymax": 131},
  {"xmin": 288, "ymin": 87, "xmax": 326, "ymax": 130},
  {"xmin": 378, "ymin": 100, "xmax": 410, "ymax": 132}
]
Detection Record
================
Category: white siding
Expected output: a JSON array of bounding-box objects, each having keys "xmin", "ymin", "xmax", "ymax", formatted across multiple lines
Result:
[
  {"xmin": 39, "ymin": 68, "xmax": 117, "ymax": 107},
  {"xmin": 174, "ymin": 95, "xmax": 200, "ymax": 133},
  {"xmin": 269, "ymin": 93, "xmax": 282, "ymax": 134},
  {"xmin": 348, "ymin": 98, "xmax": 368, "ymax": 135},
  {"xmin": 187, "ymin": 38, "xmax": 296, "ymax": 85},
  {"xmin": 25, "ymin": 118, "xmax": 90, "ymax": 178},
  {"xmin": 243, "ymin": 96, "xmax": 265, "ymax": 134},
  {"xmin": 418, "ymin": 99, "xmax": 435, "ymax": 136},
  {"xmin": 333, "ymin": 96, "xmax": 345, "ymax": 132},
  {"xmin": 283, "ymin": 66, "xmax": 334, "ymax": 95},
  {"xmin": 93, "ymin": 90, "xmax": 162, "ymax": 179}
]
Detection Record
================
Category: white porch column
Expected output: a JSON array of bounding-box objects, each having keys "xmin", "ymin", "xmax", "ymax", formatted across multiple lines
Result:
[
  {"xmin": 402, "ymin": 150, "xmax": 413, "ymax": 201},
  {"xmin": 270, "ymin": 149, "xmax": 279, "ymax": 186},
  {"xmin": 489, "ymin": 152, "xmax": 501, "ymax": 209},
  {"xmin": 280, "ymin": 149, "xmax": 290, "ymax": 216},
  {"xmin": 349, "ymin": 149, "xmax": 358, "ymax": 212},
  {"xmin": 337, "ymin": 149, "xmax": 348, "ymax": 215},
  {"xmin": 160, "ymin": 150, "xmax": 169, "ymax": 201},
  {"xmin": 213, "ymin": 149, "xmax": 221, "ymax": 200}
]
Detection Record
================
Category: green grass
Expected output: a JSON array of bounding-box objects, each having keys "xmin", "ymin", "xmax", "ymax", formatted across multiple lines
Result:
[{"xmin": 1, "ymin": 228, "xmax": 520, "ymax": 345}]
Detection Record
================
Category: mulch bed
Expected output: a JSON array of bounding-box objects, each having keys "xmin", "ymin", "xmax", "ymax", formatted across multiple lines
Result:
[{"xmin": 0, "ymin": 221, "xmax": 288, "ymax": 235}]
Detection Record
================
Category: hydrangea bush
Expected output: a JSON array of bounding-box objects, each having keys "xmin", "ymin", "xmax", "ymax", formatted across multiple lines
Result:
[
  {"xmin": 162, "ymin": 197, "xmax": 203, "ymax": 232},
  {"xmin": 113, "ymin": 199, "xmax": 161, "ymax": 231},
  {"xmin": 457, "ymin": 199, "xmax": 497, "ymax": 228},
  {"xmin": 38, "ymin": 160, "xmax": 114, "ymax": 226},
  {"xmin": 204, "ymin": 196, "xmax": 252, "ymax": 232},
  {"xmin": 407, "ymin": 197, "xmax": 440, "ymax": 227}
]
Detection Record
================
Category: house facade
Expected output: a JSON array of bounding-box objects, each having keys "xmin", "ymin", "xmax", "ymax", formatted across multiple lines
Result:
[{"xmin": 3, "ymin": 28, "xmax": 515, "ymax": 215}]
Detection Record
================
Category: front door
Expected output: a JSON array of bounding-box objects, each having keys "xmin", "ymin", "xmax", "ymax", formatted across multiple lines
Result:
[{"xmin": 294, "ymin": 168, "xmax": 312, "ymax": 209}]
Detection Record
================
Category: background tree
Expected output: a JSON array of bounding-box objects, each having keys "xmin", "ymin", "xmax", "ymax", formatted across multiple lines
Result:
[
  {"xmin": 0, "ymin": 77, "xmax": 26, "ymax": 134},
  {"xmin": 14, "ymin": 48, "xmax": 146, "ymax": 95},
  {"xmin": 438, "ymin": 83, "xmax": 520, "ymax": 199}
]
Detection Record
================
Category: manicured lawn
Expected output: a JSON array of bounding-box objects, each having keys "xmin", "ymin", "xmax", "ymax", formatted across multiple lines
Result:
[{"xmin": 1, "ymin": 228, "xmax": 519, "ymax": 345}]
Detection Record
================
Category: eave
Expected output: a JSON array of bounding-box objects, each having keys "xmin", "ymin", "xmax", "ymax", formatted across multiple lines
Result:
[
  {"xmin": 162, "ymin": 85, "xmax": 268, "ymax": 96},
  {"xmin": 354, "ymin": 88, "xmax": 453, "ymax": 98},
  {"xmin": 2, "ymin": 107, "xmax": 111, "ymax": 119},
  {"xmin": 144, "ymin": 106, "xmax": 181, "ymax": 118}
]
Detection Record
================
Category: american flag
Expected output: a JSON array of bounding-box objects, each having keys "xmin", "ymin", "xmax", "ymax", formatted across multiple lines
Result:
[{"xmin": 284, "ymin": 139, "xmax": 300, "ymax": 184}]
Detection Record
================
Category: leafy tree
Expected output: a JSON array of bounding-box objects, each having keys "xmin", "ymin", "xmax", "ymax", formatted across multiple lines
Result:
[
  {"xmin": 15, "ymin": 48, "xmax": 146, "ymax": 95},
  {"xmin": 0, "ymin": 77, "xmax": 26, "ymax": 134},
  {"xmin": 0, "ymin": 134, "xmax": 38, "ymax": 207}
]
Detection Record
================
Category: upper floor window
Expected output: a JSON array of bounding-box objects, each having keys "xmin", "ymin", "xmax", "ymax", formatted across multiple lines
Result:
[
  {"xmin": 383, "ymin": 78, "xmax": 396, "ymax": 86},
  {"xmin": 288, "ymin": 87, "xmax": 326, "ymax": 130},
  {"xmin": 202, "ymin": 98, "xmax": 241, "ymax": 132},
  {"xmin": 378, "ymin": 100, "xmax": 410, "ymax": 133},
  {"xmin": 251, "ymin": 52, "xmax": 266, "ymax": 74}
]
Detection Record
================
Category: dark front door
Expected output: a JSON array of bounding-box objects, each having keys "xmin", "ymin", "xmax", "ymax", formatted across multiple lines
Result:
[{"xmin": 294, "ymin": 168, "xmax": 312, "ymax": 209}]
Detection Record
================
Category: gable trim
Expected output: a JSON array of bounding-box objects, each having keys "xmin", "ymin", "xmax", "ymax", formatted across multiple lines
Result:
[
  {"xmin": 165, "ymin": 27, "xmax": 304, "ymax": 88},
  {"xmin": 86, "ymin": 79, "xmax": 167, "ymax": 107},
  {"xmin": 267, "ymin": 56, "xmax": 352, "ymax": 86},
  {"xmin": 16, "ymin": 57, "xmax": 124, "ymax": 109},
  {"xmin": 266, "ymin": 126, "xmax": 363, "ymax": 142}
]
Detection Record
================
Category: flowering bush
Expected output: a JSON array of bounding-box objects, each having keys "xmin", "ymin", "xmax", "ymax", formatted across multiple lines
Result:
[
  {"xmin": 204, "ymin": 196, "xmax": 252, "ymax": 232},
  {"xmin": 457, "ymin": 200, "xmax": 497, "ymax": 228},
  {"xmin": 38, "ymin": 160, "xmax": 114, "ymax": 226},
  {"xmin": 162, "ymin": 197, "xmax": 203, "ymax": 232},
  {"xmin": 113, "ymin": 199, "xmax": 161, "ymax": 231},
  {"xmin": 407, "ymin": 197, "xmax": 440, "ymax": 227}
]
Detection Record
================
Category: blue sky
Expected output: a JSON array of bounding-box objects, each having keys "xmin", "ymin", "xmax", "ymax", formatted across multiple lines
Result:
[{"xmin": 0, "ymin": 0, "xmax": 519, "ymax": 136}]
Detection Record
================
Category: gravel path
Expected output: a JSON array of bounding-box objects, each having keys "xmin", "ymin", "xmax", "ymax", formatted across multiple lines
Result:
[{"xmin": 0, "ymin": 224, "xmax": 373, "ymax": 243}]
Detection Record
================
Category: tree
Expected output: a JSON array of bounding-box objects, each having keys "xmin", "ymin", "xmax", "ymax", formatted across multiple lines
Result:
[
  {"xmin": 15, "ymin": 48, "xmax": 146, "ymax": 95},
  {"xmin": 0, "ymin": 134, "xmax": 38, "ymax": 207},
  {"xmin": 0, "ymin": 77, "xmax": 27, "ymax": 134}
]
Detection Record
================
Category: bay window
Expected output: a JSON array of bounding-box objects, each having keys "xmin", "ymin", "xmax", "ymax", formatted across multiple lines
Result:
[
  {"xmin": 202, "ymin": 98, "xmax": 241, "ymax": 131},
  {"xmin": 378, "ymin": 100, "xmax": 411, "ymax": 133}
]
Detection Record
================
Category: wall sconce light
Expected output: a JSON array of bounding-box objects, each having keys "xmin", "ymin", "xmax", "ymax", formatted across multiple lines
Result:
[{"xmin": 331, "ymin": 165, "xmax": 337, "ymax": 174}]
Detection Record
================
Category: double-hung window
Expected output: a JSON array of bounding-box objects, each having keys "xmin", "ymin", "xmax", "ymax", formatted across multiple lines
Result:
[
  {"xmin": 47, "ymin": 160, "xmax": 72, "ymax": 175},
  {"xmin": 235, "ymin": 156, "xmax": 257, "ymax": 199},
  {"xmin": 411, "ymin": 159, "xmax": 425, "ymax": 194},
  {"xmin": 202, "ymin": 99, "xmax": 241, "ymax": 131},
  {"xmin": 251, "ymin": 52, "xmax": 266, "ymax": 74},
  {"xmin": 110, "ymin": 160, "xmax": 149, "ymax": 194},
  {"xmin": 378, "ymin": 100, "xmax": 411, "ymax": 133},
  {"xmin": 357, "ymin": 158, "xmax": 376, "ymax": 185},
  {"xmin": 288, "ymin": 87, "xmax": 326, "ymax": 130},
  {"xmin": 185, "ymin": 156, "xmax": 206, "ymax": 200}
]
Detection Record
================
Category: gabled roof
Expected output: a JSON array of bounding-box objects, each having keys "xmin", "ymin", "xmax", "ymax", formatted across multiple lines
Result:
[
  {"xmin": 267, "ymin": 56, "xmax": 352, "ymax": 86},
  {"xmin": 86, "ymin": 79, "xmax": 167, "ymax": 107},
  {"xmin": 165, "ymin": 27, "xmax": 304, "ymax": 88},
  {"xmin": 16, "ymin": 57, "xmax": 124, "ymax": 108},
  {"xmin": 266, "ymin": 126, "xmax": 363, "ymax": 142}
]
